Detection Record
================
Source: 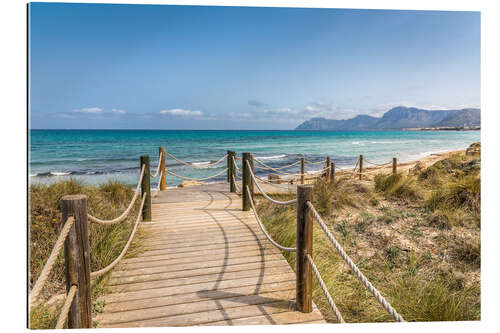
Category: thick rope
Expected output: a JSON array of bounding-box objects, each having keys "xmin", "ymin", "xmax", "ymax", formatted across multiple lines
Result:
[
  {"xmin": 90, "ymin": 193, "xmax": 146, "ymax": 278},
  {"xmin": 29, "ymin": 216, "xmax": 75, "ymax": 307},
  {"xmin": 87, "ymin": 165, "xmax": 145, "ymax": 225},
  {"xmin": 364, "ymin": 159, "xmax": 392, "ymax": 167},
  {"xmin": 166, "ymin": 151, "xmax": 227, "ymax": 168},
  {"xmin": 165, "ymin": 167, "xmax": 228, "ymax": 181},
  {"xmin": 305, "ymin": 158, "xmax": 327, "ymax": 165},
  {"xmin": 306, "ymin": 254, "xmax": 345, "ymax": 323},
  {"xmin": 253, "ymin": 158, "xmax": 299, "ymax": 175},
  {"xmin": 254, "ymin": 164, "xmax": 295, "ymax": 175},
  {"xmin": 247, "ymin": 160, "xmax": 297, "ymax": 205},
  {"xmin": 55, "ymin": 285, "xmax": 78, "ymax": 329},
  {"xmin": 231, "ymin": 174, "xmax": 241, "ymax": 193},
  {"xmin": 253, "ymin": 174, "xmax": 292, "ymax": 188},
  {"xmin": 232, "ymin": 156, "xmax": 241, "ymax": 171},
  {"xmin": 246, "ymin": 186, "xmax": 296, "ymax": 252},
  {"xmin": 257, "ymin": 159, "xmax": 302, "ymax": 170},
  {"xmin": 306, "ymin": 201, "xmax": 405, "ymax": 322},
  {"xmin": 150, "ymin": 152, "xmax": 163, "ymax": 178}
]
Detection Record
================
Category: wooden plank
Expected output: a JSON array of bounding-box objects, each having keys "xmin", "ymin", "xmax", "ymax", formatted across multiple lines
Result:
[
  {"xmin": 103, "ymin": 273, "xmax": 296, "ymax": 303},
  {"xmin": 102, "ymin": 280, "xmax": 297, "ymax": 313},
  {"xmin": 97, "ymin": 289, "xmax": 297, "ymax": 326},
  {"xmin": 100, "ymin": 299, "xmax": 297, "ymax": 327},
  {"xmin": 201, "ymin": 308, "xmax": 326, "ymax": 326},
  {"xmin": 109, "ymin": 259, "xmax": 288, "ymax": 285},
  {"xmin": 110, "ymin": 265, "xmax": 293, "ymax": 293},
  {"xmin": 120, "ymin": 243, "xmax": 281, "ymax": 264},
  {"xmin": 112, "ymin": 255, "xmax": 287, "ymax": 278}
]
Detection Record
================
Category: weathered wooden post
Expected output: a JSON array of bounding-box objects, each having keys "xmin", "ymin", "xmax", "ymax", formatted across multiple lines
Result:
[
  {"xmin": 242, "ymin": 152, "xmax": 252, "ymax": 211},
  {"xmin": 301, "ymin": 157, "xmax": 305, "ymax": 184},
  {"xmin": 296, "ymin": 185, "xmax": 313, "ymax": 313},
  {"xmin": 227, "ymin": 150, "xmax": 231, "ymax": 182},
  {"xmin": 331, "ymin": 162, "xmax": 335, "ymax": 184},
  {"xmin": 228, "ymin": 150, "xmax": 236, "ymax": 193},
  {"xmin": 140, "ymin": 155, "xmax": 152, "ymax": 221},
  {"xmin": 393, "ymin": 157, "xmax": 397, "ymax": 174},
  {"xmin": 325, "ymin": 156, "xmax": 331, "ymax": 182},
  {"xmin": 159, "ymin": 146, "xmax": 166, "ymax": 191},
  {"xmin": 359, "ymin": 155, "xmax": 364, "ymax": 180},
  {"xmin": 61, "ymin": 195, "xmax": 92, "ymax": 328}
]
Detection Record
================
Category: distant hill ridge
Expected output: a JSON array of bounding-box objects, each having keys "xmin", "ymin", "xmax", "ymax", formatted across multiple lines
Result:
[{"xmin": 295, "ymin": 106, "xmax": 480, "ymax": 130}]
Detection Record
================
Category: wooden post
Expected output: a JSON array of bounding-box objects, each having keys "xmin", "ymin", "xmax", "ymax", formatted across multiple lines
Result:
[
  {"xmin": 242, "ymin": 152, "xmax": 252, "ymax": 211},
  {"xmin": 61, "ymin": 195, "xmax": 92, "ymax": 328},
  {"xmin": 159, "ymin": 146, "xmax": 166, "ymax": 191},
  {"xmin": 331, "ymin": 162, "xmax": 335, "ymax": 184},
  {"xmin": 301, "ymin": 157, "xmax": 305, "ymax": 184},
  {"xmin": 140, "ymin": 155, "xmax": 152, "ymax": 221},
  {"xmin": 325, "ymin": 156, "xmax": 331, "ymax": 182},
  {"xmin": 227, "ymin": 150, "xmax": 231, "ymax": 182},
  {"xmin": 393, "ymin": 157, "xmax": 397, "ymax": 174},
  {"xmin": 228, "ymin": 150, "xmax": 236, "ymax": 193},
  {"xmin": 296, "ymin": 185, "xmax": 313, "ymax": 313},
  {"xmin": 359, "ymin": 155, "xmax": 363, "ymax": 180}
]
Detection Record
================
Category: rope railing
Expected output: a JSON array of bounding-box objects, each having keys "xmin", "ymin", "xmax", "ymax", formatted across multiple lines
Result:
[
  {"xmin": 305, "ymin": 158, "xmax": 327, "ymax": 165},
  {"xmin": 364, "ymin": 159, "xmax": 392, "ymax": 167},
  {"xmin": 254, "ymin": 158, "xmax": 302, "ymax": 170},
  {"xmin": 306, "ymin": 201, "xmax": 405, "ymax": 322},
  {"xmin": 90, "ymin": 193, "xmax": 147, "ymax": 279},
  {"xmin": 29, "ymin": 216, "xmax": 75, "ymax": 307},
  {"xmin": 165, "ymin": 167, "xmax": 228, "ymax": 181},
  {"xmin": 232, "ymin": 156, "xmax": 241, "ymax": 171},
  {"xmin": 232, "ymin": 174, "xmax": 241, "ymax": 193},
  {"xmin": 87, "ymin": 165, "xmax": 145, "ymax": 225},
  {"xmin": 150, "ymin": 151, "xmax": 163, "ymax": 178},
  {"xmin": 55, "ymin": 285, "xmax": 78, "ymax": 329},
  {"xmin": 246, "ymin": 186, "xmax": 297, "ymax": 252},
  {"xmin": 246, "ymin": 160, "xmax": 297, "ymax": 205},
  {"xmin": 306, "ymin": 254, "xmax": 345, "ymax": 323},
  {"xmin": 166, "ymin": 151, "xmax": 227, "ymax": 169},
  {"xmin": 253, "ymin": 158, "xmax": 300, "ymax": 175}
]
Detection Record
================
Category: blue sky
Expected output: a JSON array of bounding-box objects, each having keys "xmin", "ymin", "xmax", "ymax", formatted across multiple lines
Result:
[{"xmin": 29, "ymin": 3, "xmax": 480, "ymax": 129}]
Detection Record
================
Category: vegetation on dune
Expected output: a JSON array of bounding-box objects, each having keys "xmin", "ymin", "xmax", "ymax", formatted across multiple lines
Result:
[
  {"xmin": 255, "ymin": 145, "xmax": 481, "ymax": 322},
  {"xmin": 29, "ymin": 179, "xmax": 146, "ymax": 329}
]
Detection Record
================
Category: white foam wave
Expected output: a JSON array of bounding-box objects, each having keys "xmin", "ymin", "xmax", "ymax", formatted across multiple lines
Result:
[
  {"xmin": 255, "ymin": 154, "xmax": 286, "ymax": 161},
  {"xmin": 50, "ymin": 171, "xmax": 71, "ymax": 176}
]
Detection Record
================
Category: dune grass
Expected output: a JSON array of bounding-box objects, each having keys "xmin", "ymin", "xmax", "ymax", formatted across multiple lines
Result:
[
  {"xmin": 255, "ymin": 148, "xmax": 480, "ymax": 323},
  {"xmin": 29, "ymin": 179, "xmax": 147, "ymax": 329}
]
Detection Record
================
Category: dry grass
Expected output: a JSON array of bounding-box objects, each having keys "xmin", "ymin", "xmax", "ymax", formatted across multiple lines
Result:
[
  {"xmin": 29, "ymin": 179, "xmax": 147, "ymax": 329},
  {"xmin": 255, "ymin": 146, "xmax": 481, "ymax": 323}
]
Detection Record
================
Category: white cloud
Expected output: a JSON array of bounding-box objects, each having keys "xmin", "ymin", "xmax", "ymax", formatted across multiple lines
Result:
[
  {"xmin": 73, "ymin": 107, "xmax": 103, "ymax": 113},
  {"xmin": 111, "ymin": 108, "xmax": 126, "ymax": 114},
  {"xmin": 160, "ymin": 109, "xmax": 203, "ymax": 117}
]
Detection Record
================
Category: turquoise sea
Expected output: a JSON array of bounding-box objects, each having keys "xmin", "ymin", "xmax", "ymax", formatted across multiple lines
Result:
[{"xmin": 29, "ymin": 130, "xmax": 480, "ymax": 187}]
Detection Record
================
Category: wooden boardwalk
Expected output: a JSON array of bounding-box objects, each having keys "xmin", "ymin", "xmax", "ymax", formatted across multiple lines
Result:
[{"xmin": 96, "ymin": 184, "xmax": 325, "ymax": 327}]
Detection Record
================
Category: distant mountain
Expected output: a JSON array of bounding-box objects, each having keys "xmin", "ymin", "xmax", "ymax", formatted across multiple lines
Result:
[{"xmin": 295, "ymin": 106, "xmax": 480, "ymax": 130}]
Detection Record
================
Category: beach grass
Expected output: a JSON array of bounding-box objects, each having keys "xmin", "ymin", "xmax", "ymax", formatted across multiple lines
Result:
[
  {"xmin": 29, "ymin": 179, "xmax": 147, "ymax": 329},
  {"xmin": 254, "ymin": 147, "xmax": 480, "ymax": 322}
]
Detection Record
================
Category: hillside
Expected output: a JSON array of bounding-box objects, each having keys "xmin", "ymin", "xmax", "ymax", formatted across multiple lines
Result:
[{"xmin": 296, "ymin": 106, "xmax": 480, "ymax": 130}]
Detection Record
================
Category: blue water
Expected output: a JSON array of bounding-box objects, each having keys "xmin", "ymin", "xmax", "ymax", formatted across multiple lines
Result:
[{"xmin": 29, "ymin": 130, "xmax": 480, "ymax": 187}]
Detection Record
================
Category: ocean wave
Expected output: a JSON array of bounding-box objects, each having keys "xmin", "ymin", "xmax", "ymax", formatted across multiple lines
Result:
[
  {"xmin": 50, "ymin": 171, "xmax": 71, "ymax": 176},
  {"xmin": 254, "ymin": 154, "xmax": 287, "ymax": 161}
]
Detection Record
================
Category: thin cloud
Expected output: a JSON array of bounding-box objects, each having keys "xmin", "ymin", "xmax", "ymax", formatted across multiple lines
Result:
[
  {"xmin": 248, "ymin": 99, "xmax": 268, "ymax": 107},
  {"xmin": 160, "ymin": 109, "xmax": 203, "ymax": 117},
  {"xmin": 73, "ymin": 107, "xmax": 103, "ymax": 113}
]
